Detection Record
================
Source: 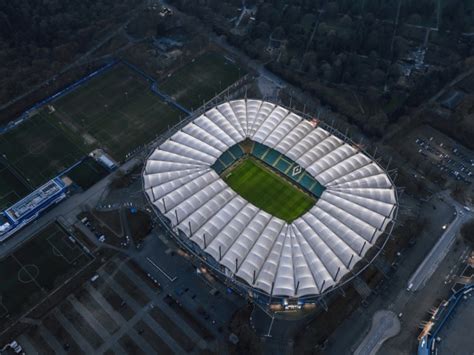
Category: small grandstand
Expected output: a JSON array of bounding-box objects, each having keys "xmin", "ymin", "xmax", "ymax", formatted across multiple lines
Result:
[{"xmin": 143, "ymin": 99, "xmax": 398, "ymax": 302}]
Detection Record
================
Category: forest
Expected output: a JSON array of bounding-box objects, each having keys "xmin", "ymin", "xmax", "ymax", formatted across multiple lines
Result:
[{"xmin": 0, "ymin": 0, "xmax": 141, "ymax": 105}]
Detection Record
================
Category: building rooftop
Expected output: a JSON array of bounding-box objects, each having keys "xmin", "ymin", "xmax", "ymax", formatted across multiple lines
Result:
[{"xmin": 143, "ymin": 99, "xmax": 397, "ymax": 298}]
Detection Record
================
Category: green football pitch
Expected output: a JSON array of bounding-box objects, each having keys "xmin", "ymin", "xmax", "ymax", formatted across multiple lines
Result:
[
  {"xmin": 0, "ymin": 52, "xmax": 242, "ymax": 209},
  {"xmin": 224, "ymin": 158, "xmax": 315, "ymax": 222},
  {"xmin": 0, "ymin": 162, "xmax": 31, "ymax": 211},
  {"xmin": 159, "ymin": 51, "xmax": 243, "ymax": 110},
  {"xmin": 0, "ymin": 223, "xmax": 92, "ymax": 321},
  {"xmin": 52, "ymin": 63, "xmax": 183, "ymax": 161},
  {"xmin": 0, "ymin": 110, "xmax": 87, "ymax": 189}
]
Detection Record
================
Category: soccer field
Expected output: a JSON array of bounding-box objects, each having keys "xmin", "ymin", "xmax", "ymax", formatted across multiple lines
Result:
[
  {"xmin": 0, "ymin": 110, "xmax": 87, "ymax": 188},
  {"xmin": 159, "ymin": 51, "xmax": 243, "ymax": 110},
  {"xmin": 0, "ymin": 162, "xmax": 31, "ymax": 211},
  {"xmin": 0, "ymin": 223, "xmax": 92, "ymax": 320},
  {"xmin": 52, "ymin": 64, "xmax": 183, "ymax": 161},
  {"xmin": 224, "ymin": 158, "xmax": 315, "ymax": 222}
]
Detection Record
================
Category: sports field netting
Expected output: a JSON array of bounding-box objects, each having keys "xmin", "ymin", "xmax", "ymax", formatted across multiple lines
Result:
[
  {"xmin": 224, "ymin": 158, "xmax": 315, "ymax": 222},
  {"xmin": 159, "ymin": 52, "xmax": 243, "ymax": 109}
]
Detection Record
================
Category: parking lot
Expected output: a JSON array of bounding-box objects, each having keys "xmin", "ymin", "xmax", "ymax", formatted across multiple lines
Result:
[
  {"xmin": 14, "ymin": 228, "xmax": 244, "ymax": 354},
  {"xmin": 414, "ymin": 138, "xmax": 472, "ymax": 184},
  {"xmin": 404, "ymin": 126, "xmax": 474, "ymax": 186}
]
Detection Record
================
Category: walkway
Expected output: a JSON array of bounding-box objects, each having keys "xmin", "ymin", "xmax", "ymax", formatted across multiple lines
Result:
[{"xmin": 354, "ymin": 310, "xmax": 400, "ymax": 355}]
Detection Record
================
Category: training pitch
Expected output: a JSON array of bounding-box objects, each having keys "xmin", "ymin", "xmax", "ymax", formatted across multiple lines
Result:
[
  {"xmin": 52, "ymin": 63, "xmax": 183, "ymax": 161},
  {"xmin": 0, "ymin": 162, "xmax": 31, "ymax": 211},
  {"xmin": 159, "ymin": 51, "xmax": 243, "ymax": 109},
  {"xmin": 0, "ymin": 223, "xmax": 92, "ymax": 320},
  {"xmin": 224, "ymin": 158, "xmax": 315, "ymax": 222},
  {"xmin": 0, "ymin": 51, "xmax": 242, "ymax": 209},
  {"xmin": 0, "ymin": 111, "xmax": 86, "ymax": 189}
]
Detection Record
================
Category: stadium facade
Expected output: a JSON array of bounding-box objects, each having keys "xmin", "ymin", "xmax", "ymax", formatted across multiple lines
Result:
[{"xmin": 143, "ymin": 99, "xmax": 398, "ymax": 306}]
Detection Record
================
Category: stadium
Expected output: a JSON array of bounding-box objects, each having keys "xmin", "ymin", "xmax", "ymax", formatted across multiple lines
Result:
[{"xmin": 143, "ymin": 99, "xmax": 398, "ymax": 306}]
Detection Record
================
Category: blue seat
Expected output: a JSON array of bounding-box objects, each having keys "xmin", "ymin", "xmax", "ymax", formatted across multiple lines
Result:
[
  {"xmin": 212, "ymin": 159, "xmax": 225, "ymax": 174},
  {"xmin": 263, "ymin": 149, "xmax": 279, "ymax": 165},
  {"xmin": 251, "ymin": 142, "xmax": 269, "ymax": 158},
  {"xmin": 275, "ymin": 159, "xmax": 291, "ymax": 173}
]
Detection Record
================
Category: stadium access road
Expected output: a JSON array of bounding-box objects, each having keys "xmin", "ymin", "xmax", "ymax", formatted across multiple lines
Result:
[
  {"xmin": 0, "ymin": 156, "xmax": 142, "ymax": 259},
  {"xmin": 354, "ymin": 310, "xmax": 400, "ymax": 355},
  {"xmin": 324, "ymin": 193, "xmax": 459, "ymax": 354},
  {"xmin": 408, "ymin": 190, "xmax": 474, "ymax": 292}
]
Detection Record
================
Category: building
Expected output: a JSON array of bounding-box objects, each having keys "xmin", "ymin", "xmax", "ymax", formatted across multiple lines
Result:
[
  {"xmin": 143, "ymin": 99, "xmax": 398, "ymax": 306},
  {"xmin": 0, "ymin": 177, "xmax": 67, "ymax": 242}
]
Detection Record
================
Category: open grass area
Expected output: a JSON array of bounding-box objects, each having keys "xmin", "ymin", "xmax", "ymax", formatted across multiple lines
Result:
[
  {"xmin": 224, "ymin": 158, "xmax": 315, "ymax": 222},
  {"xmin": 52, "ymin": 64, "xmax": 183, "ymax": 161},
  {"xmin": 0, "ymin": 223, "xmax": 92, "ymax": 320},
  {"xmin": 0, "ymin": 63, "xmax": 183, "ymax": 207},
  {"xmin": 0, "ymin": 111, "xmax": 87, "ymax": 188},
  {"xmin": 65, "ymin": 157, "xmax": 109, "ymax": 189},
  {"xmin": 159, "ymin": 51, "xmax": 243, "ymax": 109},
  {"xmin": 0, "ymin": 55, "xmax": 239, "ymax": 209},
  {"xmin": 0, "ymin": 163, "xmax": 31, "ymax": 211}
]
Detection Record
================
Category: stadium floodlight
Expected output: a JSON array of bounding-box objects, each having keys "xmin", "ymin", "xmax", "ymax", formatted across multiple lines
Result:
[{"xmin": 143, "ymin": 99, "xmax": 397, "ymax": 300}]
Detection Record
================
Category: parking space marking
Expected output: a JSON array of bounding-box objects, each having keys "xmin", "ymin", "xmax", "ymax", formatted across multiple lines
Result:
[{"xmin": 146, "ymin": 257, "xmax": 177, "ymax": 282}]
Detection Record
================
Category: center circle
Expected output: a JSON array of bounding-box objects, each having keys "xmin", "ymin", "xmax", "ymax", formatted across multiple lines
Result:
[{"xmin": 18, "ymin": 264, "xmax": 40, "ymax": 284}]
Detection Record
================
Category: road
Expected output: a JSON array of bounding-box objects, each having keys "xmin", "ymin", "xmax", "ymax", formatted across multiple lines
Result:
[
  {"xmin": 354, "ymin": 310, "xmax": 400, "ymax": 355},
  {"xmin": 0, "ymin": 157, "xmax": 142, "ymax": 259},
  {"xmin": 407, "ymin": 191, "xmax": 473, "ymax": 292}
]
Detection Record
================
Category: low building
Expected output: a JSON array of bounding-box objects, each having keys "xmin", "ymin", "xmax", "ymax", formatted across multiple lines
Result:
[{"xmin": 0, "ymin": 177, "xmax": 67, "ymax": 242}]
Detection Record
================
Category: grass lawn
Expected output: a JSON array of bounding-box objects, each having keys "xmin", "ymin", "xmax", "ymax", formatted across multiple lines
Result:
[
  {"xmin": 52, "ymin": 64, "xmax": 183, "ymax": 161},
  {"xmin": 224, "ymin": 158, "xmax": 315, "ymax": 222},
  {"xmin": 159, "ymin": 51, "xmax": 243, "ymax": 110},
  {"xmin": 0, "ymin": 111, "xmax": 87, "ymax": 188},
  {"xmin": 0, "ymin": 162, "xmax": 31, "ymax": 211},
  {"xmin": 0, "ymin": 223, "xmax": 92, "ymax": 320},
  {"xmin": 65, "ymin": 157, "xmax": 109, "ymax": 189}
]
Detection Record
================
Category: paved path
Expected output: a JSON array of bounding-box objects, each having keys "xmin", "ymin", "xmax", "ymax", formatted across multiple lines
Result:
[
  {"xmin": 354, "ymin": 310, "xmax": 400, "ymax": 355},
  {"xmin": 68, "ymin": 294, "xmax": 111, "ymax": 341},
  {"xmin": 38, "ymin": 326, "xmax": 65, "ymax": 354},
  {"xmin": 0, "ymin": 157, "xmax": 141, "ymax": 258},
  {"xmin": 86, "ymin": 284, "xmax": 127, "ymax": 326},
  {"xmin": 119, "ymin": 262, "xmax": 208, "ymax": 350},
  {"xmin": 408, "ymin": 191, "xmax": 473, "ymax": 291},
  {"xmin": 95, "ymin": 271, "xmax": 186, "ymax": 355},
  {"xmin": 17, "ymin": 334, "xmax": 38, "ymax": 354},
  {"xmin": 53, "ymin": 308, "xmax": 95, "ymax": 354}
]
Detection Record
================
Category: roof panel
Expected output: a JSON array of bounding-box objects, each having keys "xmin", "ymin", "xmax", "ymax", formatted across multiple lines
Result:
[{"xmin": 143, "ymin": 100, "xmax": 397, "ymax": 298}]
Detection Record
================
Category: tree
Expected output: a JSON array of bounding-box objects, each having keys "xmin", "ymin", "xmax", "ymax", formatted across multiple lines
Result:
[
  {"xmin": 364, "ymin": 111, "xmax": 388, "ymax": 137},
  {"xmin": 321, "ymin": 62, "xmax": 333, "ymax": 81},
  {"xmin": 460, "ymin": 220, "xmax": 474, "ymax": 248},
  {"xmin": 325, "ymin": 2, "xmax": 339, "ymax": 19},
  {"xmin": 253, "ymin": 21, "xmax": 271, "ymax": 39},
  {"xmin": 301, "ymin": 13, "xmax": 316, "ymax": 33},
  {"xmin": 339, "ymin": 14, "xmax": 353, "ymax": 28},
  {"xmin": 272, "ymin": 26, "xmax": 286, "ymax": 40}
]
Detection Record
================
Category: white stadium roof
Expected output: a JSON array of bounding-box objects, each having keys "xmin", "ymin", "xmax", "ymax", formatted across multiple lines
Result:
[{"xmin": 143, "ymin": 99, "xmax": 397, "ymax": 298}]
